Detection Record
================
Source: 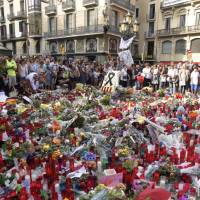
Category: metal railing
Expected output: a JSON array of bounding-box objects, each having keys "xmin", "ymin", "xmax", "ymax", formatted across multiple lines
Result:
[
  {"xmin": 157, "ymin": 25, "xmax": 200, "ymax": 36},
  {"xmin": 146, "ymin": 14, "xmax": 156, "ymax": 21},
  {"xmin": 0, "ymin": 35, "xmax": 7, "ymax": 41},
  {"xmin": 62, "ymin": 0, "xmax": 75, "ymax": 11},
  {"xmin": 16, "ymin": 10, "xmax": 27, "ymax": 18},
  {"xmin": 7, "ymin": 12, "xmax": 15, "ymax": 20},
  {"xmin": 83, "ymin": 0, "xmax": 98, "ymax": 6},
  {"xmin": 44, "ymin": 24, "xmax": 120, "ymax": 38},
  {"xmin": 110, "ymin": 0, "xmax": 135, "ymax": 12},
  {"xmin": 28, "ymin": 5, "xmax": 41, "ymax": 12},
  {"xmin": 45, "ymin": 5, "xmax": 57, "ymax": 15},
  {"xmin": 145, "ymin": 32, "xmax": 155, "ymax": 38}
]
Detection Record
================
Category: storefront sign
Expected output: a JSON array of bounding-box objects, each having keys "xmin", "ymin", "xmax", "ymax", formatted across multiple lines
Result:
[{"xmin": 163, "ymin": 0, "xmax": 189, "ymax": 7}]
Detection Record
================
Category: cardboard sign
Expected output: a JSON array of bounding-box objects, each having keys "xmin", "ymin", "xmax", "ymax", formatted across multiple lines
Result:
[
  {"xmin": 99, "ymin": 173, "xmax": 123, "ymax": 187},
  {"xmin": 118, "ymin": 50, "xmax": 134, "ymax": 66},
  {"xmin": 101, "ymin": 70, "xmax": 120, "ymax": 93}
]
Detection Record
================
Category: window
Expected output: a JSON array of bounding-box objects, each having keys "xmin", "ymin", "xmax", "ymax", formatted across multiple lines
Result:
[
  {"xmin": 175, "ymin": 39, "xmax": 186, "ymax": 54},
  {"xmin": 0, "ymin": 7, "xmax": 4, "ymax": 19},
  {"xmin": 149, "ymin": 4, "xmax": 155, "ymax": 19},
  {"xmin": 35, "ymin": 40, "xmax": 40, "ymax": 53},
  {"xmin": 162, "ymin": 41, "xmax": 172, "ymax": 54},
  {"xmin": 87, "ymin": 9, "xmax": 95, "ymax": 26},
  {"xmin": 49, "ymin": 17, "xmax": 56, "ymax": 32},
  {"xmin": 19, "ymin": 21, "xmax": 27, "ymax": 33},
  {"xmin": 66, "ymin": 14, "xmax": 73, "ymax": 29},
  {"xmin": 147, "ymin": 41, "xmax": 154, "ymax": 58},
  {"xmin": 49, "ymin": 0, "xmax": 55, "ymax": 5},
  {"xmin": 9, "ymin": 23, "xmax": 15, "ymax": 36},
  {"xmin": 191, "ymin": 39, "xmax": 200, "ymax": 53},
  {"xmin": 20, "ymin": 0, "xmax": 25, "ymax": 11},
  {"xmin": 135, "ymin": 8, "xmax": 139, "ymax": 18},
  {"xmin": 111, "ymin": 10, "xmax": 118, "ymax": 27},
  {"xmin": 149, "ymin": 22, "xmax": 154, "ymax": 34},
  {"xmin": 0, "ymin": 25, "xmax": 6, "ymax": 37},
  {"xmin": 196, "ymin": 12, "xmax": 200, "ymax": 25},
  {"xmin": 28, "ymin": 0, "xmax": 41, "ymax": 10},
  {"xmin": 179, "ymin": 15, "xmax": 186, "ymax": 27},
  {"xmin": 10, "ymin": 4, "xmax": 14, "ymax": 15},
  {"xmin": 165, "ymin": 17, "xmax": 171, "ymax": 30}
]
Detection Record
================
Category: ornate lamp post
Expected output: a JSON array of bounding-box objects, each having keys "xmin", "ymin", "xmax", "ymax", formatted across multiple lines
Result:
[{"xmin": 119, "ymin": 12, "xmax": 139, "ymax": 41}]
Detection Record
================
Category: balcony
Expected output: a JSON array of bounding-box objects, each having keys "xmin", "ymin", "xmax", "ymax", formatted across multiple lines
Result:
[
  {"xmin": 15, "ymin": 10, "xmax": 27, "ymax": 20},
  {"xmin": 28, "ymin": 4, "xmax": 41, "ymax": 12},
  {"xmin": 157, "ymin": 25, "xmax": 200, "ymax": 37},
  {"xmin": 0, "ymin": 16, "xmax": 5, "ymax": 23},
  {"xmin": 83, "ymin": 0, "xmax": 98, "ymax": 7},
  {"xmin": 62, "ymin": 0, "xmax": 75, "ymax": 12},
  {"xmin": 0, "ymin": 35, "xmax": 7, "ymax": 41},
  {"xmin": 145, "ymin": 32, "xmax": 155, "ymax": 38},
  {"xmin": 110, "ymin": 0, "xmax": 135, "ymax": 12},
  {"xmin": 146, "ymin": 14, "xmax": 156, "ymax": 21},
  {"xmin": 160, "ymin": 0, "xmax": 190, "ymax": 9},
  {"xmin": 45, "ymin": 5, "xmax": 57, "ymax": 15},
  {"xmin": 44, "ymin": 24, "xmax": 120, "ymax": 39},
  {"xmin": 7, "ymin": 12, "xmax": 15, "ymax": 21}
]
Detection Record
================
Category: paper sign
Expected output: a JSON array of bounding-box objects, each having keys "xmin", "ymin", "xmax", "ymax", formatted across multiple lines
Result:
[
  {"xmin": 118, "ymin": 50, "xmax": 134, "ymax": 66},
  {"xmin": 99, "ymin": 173, "xmax": 123, "ymax": 187},
  {"xmin": 119, "ymin": 37, "xmax": 135, "ymax": 50},
  {"xmin": 67, "ymin": 166, "xmax": 87, "ymax": 178},
  {"xmin": 101, "ymin": 70, "xmax": 120, "ymax": 93}
]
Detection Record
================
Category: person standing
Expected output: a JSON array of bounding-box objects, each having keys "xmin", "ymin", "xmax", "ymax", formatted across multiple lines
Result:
[
  {"xmin": 190, "ymin": 67, "xmax": 199, "ymax": 96},
  {"xmin": 178, "ymin": 64, "xmax": 190, "ymax": 94},
  {"xmin": 119, "ymin": 65, "xmax": 129, "ymax": 87},
  {"xmin": 167, "ymin": 65, "xmax": 178, "ymax": 94},
  {"xmin": 151, "ymin": 65, "xmax": 159, "ymax": 91},
  {"xmin": 142, "ymin": 64, "xmax": 152, "ymax": 87},
  {"xmin": 6, "ymin": 56, "xmax": 17, "ymax": 92}
]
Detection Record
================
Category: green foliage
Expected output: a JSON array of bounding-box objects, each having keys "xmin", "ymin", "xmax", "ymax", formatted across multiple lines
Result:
[{"xmin": 100, "ymin": 95, "xmax": 111, "ymax": 106}]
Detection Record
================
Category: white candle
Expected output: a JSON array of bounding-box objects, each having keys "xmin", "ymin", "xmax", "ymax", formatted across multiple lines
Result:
[{"xmin": 97, "ymin": 161, "xmax": 102, "ymax": 173}]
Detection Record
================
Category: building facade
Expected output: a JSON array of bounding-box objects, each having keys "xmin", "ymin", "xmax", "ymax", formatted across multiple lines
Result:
[
  {"xmin": 136, "ymin": 0, "xmax": 200, "ymax": 63},
  {"xmin": 0, "ymin": 0, "xmax": 136, "ymax": 62}
]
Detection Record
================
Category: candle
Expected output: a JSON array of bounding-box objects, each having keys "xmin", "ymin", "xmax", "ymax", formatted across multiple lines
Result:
[{"xmin": 97, "ymin": 161, "xmax": 102, "ymax": 173}]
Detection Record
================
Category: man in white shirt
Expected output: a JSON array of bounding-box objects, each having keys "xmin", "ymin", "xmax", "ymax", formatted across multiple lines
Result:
[
  {"xmin": 190, "ymin": 67, "xmax": 199, "ymax": 95},
  {"xmin": 26, "ymin": 72, "xmax": 39, "ymax": 92}
]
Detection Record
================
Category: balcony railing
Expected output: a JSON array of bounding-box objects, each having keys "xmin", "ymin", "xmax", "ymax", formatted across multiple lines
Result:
[
  {"xmin": 45, "ymin": 5, "xmax": 57, "ymax": 15},
  {"xmin": 15, "ymin": 10, "xmax": 27, "ymax": 19},
  {"xmin": 0, "ymin": 35, "xmax": 7, "ymax": 41},
  {"xmin": 145, "ymin": 32, "xmax": 155, "ymax": 38},
  {"xmin": 110, "ymin": 0, "xmax": 135, "ymax": 12},
  {"xmin": 28, "ymin": 5, "xmax": 41, "ymax": 12},
  {"xmin": 0, "ymin": 16, "xmax": 5, "ymax": 23},
  {"xmin": 83, "ymin": 0, "xmax": 98, "ymax": 7},
  {"xmin": 157, "ymin": 25, "xmax": 200, "ymax": 36},
  {"xmin": 62, "ymin": 1, "xmax": 75, "ymax": 12},
  {"xmin": 146, "ymin": 14, "xmax": 156, "ymax": 21},
  {"xmin": 7, "ymin": 12, "xmax": 15, "ymax": 21},
  {"xmin": 44, "ymin": 24, "xmax": 120, "ymax": 38}
]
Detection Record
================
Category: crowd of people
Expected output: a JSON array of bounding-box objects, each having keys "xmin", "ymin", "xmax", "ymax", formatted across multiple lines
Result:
[{"xmin": 0, "ymin": 55, "xmax": 199, "ymax": 97}]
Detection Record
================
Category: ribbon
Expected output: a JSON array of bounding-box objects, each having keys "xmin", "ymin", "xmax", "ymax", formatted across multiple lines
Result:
[{"xmin": 104, "ymin": 72, "xmax": 115, "ymax": 86}]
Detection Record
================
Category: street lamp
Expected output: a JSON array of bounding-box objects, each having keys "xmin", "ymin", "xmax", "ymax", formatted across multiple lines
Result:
[{"xmin": 119, "ymin": 12, "xmax": 139, "ymax": 41}]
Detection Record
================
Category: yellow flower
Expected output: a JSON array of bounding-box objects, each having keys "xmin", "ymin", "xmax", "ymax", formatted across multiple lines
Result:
[{"xmin": 40, "ymin": 104, "xmax": 50, "ymax": 109}]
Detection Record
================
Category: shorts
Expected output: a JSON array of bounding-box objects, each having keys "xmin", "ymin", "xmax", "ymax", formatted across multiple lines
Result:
[{"xmin": 191, "ymin": 84, "xmax": 198, "ymax": 91}]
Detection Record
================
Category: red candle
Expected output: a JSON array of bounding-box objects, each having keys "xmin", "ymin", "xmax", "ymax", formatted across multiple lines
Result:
[{"xmin": 69, "ymin": 158, "xmax": 74, "ymax": 172}]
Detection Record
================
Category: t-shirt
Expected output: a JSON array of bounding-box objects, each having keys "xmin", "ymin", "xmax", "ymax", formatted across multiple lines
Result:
[
  {"xmin": 6, "ymin": 59, "xmax": 17, "ymax": 77},
  {"xmin": 142, "ymin": 67, "xmax": 152, "ymax": 79},
  {"xmin": 190, "ymin": 71, "xmax": 199, "ymax": 85},
  {"xmin": 26, "ymin": 72, "xmax": 39, "ymax": 91}
]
